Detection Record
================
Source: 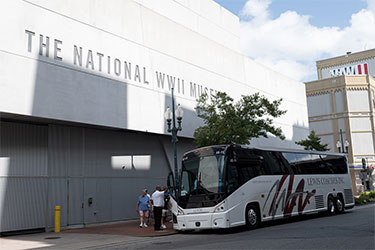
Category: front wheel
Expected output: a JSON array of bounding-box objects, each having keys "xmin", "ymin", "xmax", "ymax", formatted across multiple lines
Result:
[{"xmin": 246, "ymin": 204, "xmax": 260, "ymax": 230}]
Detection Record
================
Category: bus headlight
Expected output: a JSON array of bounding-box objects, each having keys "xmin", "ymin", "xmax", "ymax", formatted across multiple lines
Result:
[{"xmin": 213, "ymin": 201, "xmax": 225, "ymax": 213}]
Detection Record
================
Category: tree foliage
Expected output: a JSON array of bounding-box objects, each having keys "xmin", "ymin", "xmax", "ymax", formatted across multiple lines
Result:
[
  {"xmin": 193, "ymin": 91, "xmax": 286, "ymax": 148},
  {"xmin": 295, "ymin": 130, "xmax": 329, "ymax": 151}
]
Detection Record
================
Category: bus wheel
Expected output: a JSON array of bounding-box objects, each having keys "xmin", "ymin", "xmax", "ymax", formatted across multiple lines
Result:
[
  {"xmin": 246, "ymin": 204, "xmax": 260, "ymax": 230},
  {"xmin": 336, "ymin": 195, "xmax": 345, "ymax": 213},
  {"xmin": 327, "ymin": 196, "xmax": 336, "ymax": 215}
]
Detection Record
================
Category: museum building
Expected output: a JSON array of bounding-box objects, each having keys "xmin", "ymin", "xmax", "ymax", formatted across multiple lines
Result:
[
  {"xmin": 305, "ymin": 49, "xmax": 375, "ymax": 193},
  {"xmin": 0, "ymin": 0, "xmax": 308, "ymax": 233}
]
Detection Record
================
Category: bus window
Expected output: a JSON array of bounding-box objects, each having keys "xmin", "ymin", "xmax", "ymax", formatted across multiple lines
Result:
[
  {"xmin": 282, "ymin": 153, "xmax": 344, "ymax": 175},
  {"xmin": 226, "ymin": 148, "xmax": 265, "ymax": 192},
  {"xmin": 320, "ymin": 154, "xmax": 348, "ymax": 174},
  {"xmin": 293, "ymin": 153, "xmax": 325, "ymax": 174},
  {"xmin": 180, "ymin": 171, "xmax": 192, "ymax": 196},
  {"xmin": 199, "ymin": 156, "xmax": 222, "ymax": 193},
  {"xmin": 226, "ymin": 163, "xmax": 239, "ymax": 193},
  {"xmin": 282, "ymin": 153, "xmax": 302, "ymax": 174},
  {"xmin": 236, "ymin": 156, "xmax": 264, "ymax": 185},
  {"xmin": 262, "ymin": 151, "xmax": 291, "ymax": 175}
]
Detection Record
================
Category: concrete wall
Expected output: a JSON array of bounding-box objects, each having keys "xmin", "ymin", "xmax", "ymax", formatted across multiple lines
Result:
[{"xmin": 0, "ymin": 0, "xmax": 308, "ymax": 146}]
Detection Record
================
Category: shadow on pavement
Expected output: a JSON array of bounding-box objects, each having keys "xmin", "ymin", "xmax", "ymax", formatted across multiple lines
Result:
[
  {"xmin": 64, "ymin": 220, "xmax": 177, "ymax": 237},
  {"xmin": 178, "ymin": 210, "xmax": 353, "ymax": 235}
]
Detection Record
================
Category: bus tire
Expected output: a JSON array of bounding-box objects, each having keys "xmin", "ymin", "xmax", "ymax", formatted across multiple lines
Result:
[
  {"xmin": 245, "ymin": 204, "xmax": 260, "ymax": 230},
  {"xmin": 327, "ymin": 196, "xmax": 336, "ymax": 215},
  {"xmin": 335, "ymin": 195, "xmax": 345, "ymax": 213}
]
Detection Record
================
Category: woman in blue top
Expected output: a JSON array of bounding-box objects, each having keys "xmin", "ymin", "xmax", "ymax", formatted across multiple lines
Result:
[{"xmin": 136, "ymin": 189, "xmax": 150, "ymax": 228}]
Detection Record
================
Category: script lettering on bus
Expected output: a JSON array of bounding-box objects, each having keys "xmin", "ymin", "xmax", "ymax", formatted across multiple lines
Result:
[{"xmin": 263, "ymin": 175, "xmax": 316, "ymax": 218}]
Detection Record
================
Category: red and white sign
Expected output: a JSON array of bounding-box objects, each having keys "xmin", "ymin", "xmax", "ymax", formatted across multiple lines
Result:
[{"xmin": 330, "ymin": 63, "xmax": 368, "ymax": 77}]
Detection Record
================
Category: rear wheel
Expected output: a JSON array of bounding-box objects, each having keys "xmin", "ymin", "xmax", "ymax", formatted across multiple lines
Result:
[
  {"xmin": 327, "ymin": 196, "xmax": 336, "ymax": 215},
  {"xmin": 336, "ymin": 195, "xmax": 345, "ymax": 213},
  {"xmin": 246, "ymin": 204, "xmax": 260, "ymax": 230}
]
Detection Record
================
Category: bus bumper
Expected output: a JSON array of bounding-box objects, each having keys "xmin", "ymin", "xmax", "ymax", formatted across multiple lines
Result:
[{"xmin": 173, "ymin": 211, "xmax": 230, "ymax": 231}]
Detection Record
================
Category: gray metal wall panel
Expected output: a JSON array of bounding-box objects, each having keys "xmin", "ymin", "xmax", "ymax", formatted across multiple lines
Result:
[
  {"xmin": 68, "ymin": 128, "xmax": 84, "ymax": 177},
  {"xmin": 110, "ymin": 177, "xmax": 163, "ymax": 220},
  {"xmin": 0, "ymin": 122, "xmax": 47, "ymax": 177},
  {"xmin": 47, "ymin": 178, "xmax": 68, "ymax": 229},
  {"xmin": 0, "ymin": 121, "xmax": 194, "ymax": 231},
  {"xmin": 96, "ymin": 178, "xmax": 112, "ymax": 222},
  {"xmin": 111, "ymin": 178, "xmax": 131, "ymax": 220},
  {"xmin": 0, "ymin": 177, "xmax": 47, "ymax": 232},
  {"xmin": 67, "ymin": 178, "xmax": 84, "ymax": 225},
  {"xmin": 83, "ymin": 128, "xmax": 174, "ymax": 179},
  {"xmin": 48, "ymin": 125, "xmax": 69, "ymax": 177},
  {"xmin": 83, "ymin": 129, "xmax": 98, "ymax": 177},
  {"xmin": 0, "ymin": 121, "xmax": 48, "ymax": 232}
]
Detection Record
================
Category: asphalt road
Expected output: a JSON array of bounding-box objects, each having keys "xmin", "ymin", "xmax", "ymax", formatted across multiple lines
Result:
[{"xmin": 90, "ymin": 204, "xmax": 375, "ymax": 250}]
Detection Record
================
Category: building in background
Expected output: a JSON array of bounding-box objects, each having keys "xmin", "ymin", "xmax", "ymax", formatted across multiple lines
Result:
[
  {"xmin": 0, "ymin": 0, "xmax": 308, "ymax": 234},
  {"xmin": 305, "ymin": 49, "xmax": 375, "ymax": 193}
]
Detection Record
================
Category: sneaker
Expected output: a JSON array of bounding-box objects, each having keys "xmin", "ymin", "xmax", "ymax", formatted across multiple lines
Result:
[
  {"xmin": 143, "ymin": 224, "xmax": 148, "ymax": 228},
  {"xmin": 139, "ymin": 223, "xmax": 143, "ymax": 228},
  {"xmin": 161, "ymin": 224, "xmax": 167, "ymax": 229}
]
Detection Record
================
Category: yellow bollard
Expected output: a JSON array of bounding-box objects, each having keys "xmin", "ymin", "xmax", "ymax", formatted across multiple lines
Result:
[{"xmin": 54, "ymin": 206, "xmax": 60, "ymax": 233}]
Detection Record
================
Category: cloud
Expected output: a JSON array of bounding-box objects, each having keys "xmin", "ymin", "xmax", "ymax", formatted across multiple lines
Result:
[{"xmin": 240, "ymin": 0, "xmax": 375, "ymax": 81}]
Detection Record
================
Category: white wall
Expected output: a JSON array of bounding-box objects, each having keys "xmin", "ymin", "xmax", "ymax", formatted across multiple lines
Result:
[
  {"xmin": 307, "ymin": 94, "xmax": 332, "ymax": 116},
  {"xmin": 133, "ymin": 0, "xmax": 240, "ymax": 53},
  {"xmin": 319, "ymin": 135, "xmax": 334, "ymax": 151},
  {"xmin": 335, "ymin": 90, "xmax": 344, "ymax": 113},
  {"xmin": 347, "ymin": 90, "xmax": 370, "ymax": 112},
  {"xmin": 337, "ymin": 119, "xmax": 346, "ymax": 133},
  {"xmin": 309, "ymin": 120, "xmax": 332, "ymax": 135},
  {"xmin": 351, "ymin": 133, "xmax": 374, "ymax": 155},
  {"xmin": 0, "ymin": 0, "xmax": 308, "ymax": 147},
  {"xmin": 350, "ymin": 117, "xmax": 373, "ymax": 131}
]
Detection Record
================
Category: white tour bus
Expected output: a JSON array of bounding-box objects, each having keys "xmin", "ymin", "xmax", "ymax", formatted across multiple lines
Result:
[{"xmin": 169, "ymin": 144, "xmax": 355, "ymax": 231}]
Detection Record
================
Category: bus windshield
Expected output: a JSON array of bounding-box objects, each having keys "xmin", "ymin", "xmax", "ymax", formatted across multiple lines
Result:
[{"xmin": 180, "ymin": 155, "xmax": 225, "ymax": 196}]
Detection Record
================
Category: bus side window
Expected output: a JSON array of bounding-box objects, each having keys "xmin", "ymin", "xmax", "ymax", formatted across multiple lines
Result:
[
  {"xmin": 226, "ymin": 163, "xmax": 239, "ymax": 193},
  {"xmin": 320, "ymin": 154, "xmax": 348, "ymax": 174},
  {"xmin": 262, "ymin": 151, "xmax": 291, "ymax": 175}
]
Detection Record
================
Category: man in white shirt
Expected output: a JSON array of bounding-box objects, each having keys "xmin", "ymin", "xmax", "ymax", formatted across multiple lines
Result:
[{"xmin": 151, "ymin": 185, "xmax": 167, "ymax": 231}]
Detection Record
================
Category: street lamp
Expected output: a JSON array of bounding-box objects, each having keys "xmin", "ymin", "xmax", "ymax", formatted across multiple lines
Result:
[
  {"xmin": 336, "ymin": 129, "xmax": 349, "ymax": 153},
  {"xmin": 164, "ymin": 87, "xmax": 183, "ymax": 195}
]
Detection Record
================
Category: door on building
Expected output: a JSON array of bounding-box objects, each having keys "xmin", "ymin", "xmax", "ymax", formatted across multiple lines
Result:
[
  {"xmin": 67, "ymin": 178, "xmax": 84, "ymax": 227},
  {"xmin": 83, "ymin": 179, "xmax": 97, "ymax": 224}
]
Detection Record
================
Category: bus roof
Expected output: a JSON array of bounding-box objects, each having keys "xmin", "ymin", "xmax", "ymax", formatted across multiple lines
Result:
[{"xmin": 183, "ymin": 144, "xmax": 346, "ymax": 157}]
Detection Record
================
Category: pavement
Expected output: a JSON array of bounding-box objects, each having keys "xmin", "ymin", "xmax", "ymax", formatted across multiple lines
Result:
[
  {"xmin": 1, "ymin": 204, "xmax": 374, "ymax": 250},
  {"xmin": 65, "ymin": 220, "xmax": 176, "ymax": 237},
  {"xmin": 0, "ymin": 220, "xmax": 176, "ymax": 250}
]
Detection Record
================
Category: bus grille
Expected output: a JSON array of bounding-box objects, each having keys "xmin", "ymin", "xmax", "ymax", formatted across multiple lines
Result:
[
  {"xmin": 315, "ymin": 195, "xmax": 324, "ymax": 209},
  {"xmin": 344, "ymin": 189, "xmax": 354, "ymax": 204}
]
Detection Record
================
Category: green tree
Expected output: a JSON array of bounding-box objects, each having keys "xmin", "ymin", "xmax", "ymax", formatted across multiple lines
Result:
[
  {"xmin": 295, "ymin": 130, "xmax": 329, "ymax": 151},
  {"xmin": 193, "ymin": 91, "xmax": 286, "ymax": 148}
]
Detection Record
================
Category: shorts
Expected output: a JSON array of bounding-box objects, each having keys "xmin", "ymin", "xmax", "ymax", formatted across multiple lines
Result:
[
  {"xmin": 162, "ymin": 209, "xmax": 168, "ymax": 215},
  {"xmin": 139, "ymin": 210, "xmax": 149, "ymax": 217}
]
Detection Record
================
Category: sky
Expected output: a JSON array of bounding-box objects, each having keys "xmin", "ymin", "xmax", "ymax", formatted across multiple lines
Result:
[{"xmin": 214, "ymin": 0, "xmax": 375, "ymax": 82}]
